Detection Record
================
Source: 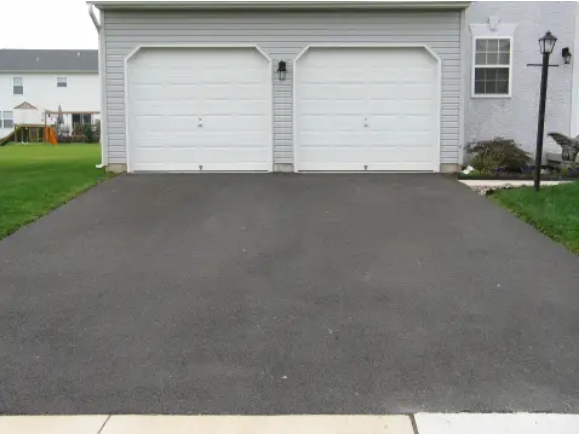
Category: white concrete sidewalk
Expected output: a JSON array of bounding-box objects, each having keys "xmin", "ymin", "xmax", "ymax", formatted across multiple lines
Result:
[
  {"xmin": 459, "ymin": 179, "xmax": 572, "ymax": 188},
  {"xmin": 1, "ymin": 414, "xmax": 579, "ymax": 434}
]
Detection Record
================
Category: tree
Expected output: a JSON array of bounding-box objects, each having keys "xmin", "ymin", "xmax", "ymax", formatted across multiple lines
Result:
[{"xmin": 56, "ymin": 105, "xmax": 64, "ymax": 132}]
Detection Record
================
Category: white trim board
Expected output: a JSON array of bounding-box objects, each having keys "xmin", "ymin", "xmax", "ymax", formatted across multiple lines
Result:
[
  {"xmin": 123, "ymin": 44, "xmax": 274, "ymax": 173},
  {"xmin": 292, "ymin": 43, "xmax": 442, "ymax": 173},
  {"xmin": 90, "ymin": 0, "xmax": 471, "ymax": 10}
]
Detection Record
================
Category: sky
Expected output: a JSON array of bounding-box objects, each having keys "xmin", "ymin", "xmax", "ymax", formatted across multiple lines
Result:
[{"xmin": 0, "ymin": 0, "xmax": 98, "ymax": 49}]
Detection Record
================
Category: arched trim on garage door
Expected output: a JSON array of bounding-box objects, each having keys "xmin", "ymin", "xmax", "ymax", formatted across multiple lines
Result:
[
  {"xmin": 124, "ymin": 44, "xmax": 273, "ymax": 173},
  {"xmin": 293, "ymin": 44, "xmax": 442, "ymax": 172}
]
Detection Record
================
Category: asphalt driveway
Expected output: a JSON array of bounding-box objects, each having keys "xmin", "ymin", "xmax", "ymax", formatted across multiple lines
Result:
[{"xmin": 1, "ymin": 174, "xmax": 578, "ymax": 414}]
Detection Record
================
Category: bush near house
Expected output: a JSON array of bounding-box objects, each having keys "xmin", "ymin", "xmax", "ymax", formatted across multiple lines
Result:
[{"xmin": 465, "ymin": 137, "xmax": 531, "ymax": 175}]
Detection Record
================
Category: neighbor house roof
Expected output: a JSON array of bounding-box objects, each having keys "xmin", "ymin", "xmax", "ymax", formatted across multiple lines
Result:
[
  {"xmin": 89, "ymin": 0, "xmax": 470, "ymax": 10},
  {"xmin": 0, "ymin": 50, "xmax": 98, "ymax": 73}
]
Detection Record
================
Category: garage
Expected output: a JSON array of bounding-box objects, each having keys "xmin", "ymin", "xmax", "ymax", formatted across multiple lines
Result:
[
  {"xmin": 294, "ymin": 46, "xmax": 440, "ymax": 172},
  {"xmin": 126, "ymin": 46, "xmax": 273, "ymax": 172}
]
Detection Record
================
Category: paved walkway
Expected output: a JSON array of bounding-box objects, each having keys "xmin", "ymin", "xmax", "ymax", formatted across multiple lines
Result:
[{"xmin": 2, "ymin": 414, "xmax": 579, "ymax": 433}]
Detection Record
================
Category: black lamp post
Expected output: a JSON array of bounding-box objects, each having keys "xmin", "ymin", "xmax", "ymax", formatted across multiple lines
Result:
[{"xmin": 534, "ymin": 31, "xmax": 557, "ymax": 191}]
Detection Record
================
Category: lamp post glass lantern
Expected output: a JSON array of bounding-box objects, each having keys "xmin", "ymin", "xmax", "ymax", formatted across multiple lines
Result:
[
  {"xmin": 539, "ymin": 31, "xmax": 557, "ymax": 54},
  {"xmin": 534, "ymin": 31, "xmax": 557, "ymax": 191}
]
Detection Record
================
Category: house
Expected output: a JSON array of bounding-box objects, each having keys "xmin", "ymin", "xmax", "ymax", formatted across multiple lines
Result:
[
  {"xmin": 0, "ymin": 49, "xmax": 100, "ymax": 142},
  {"xmin": 88, "ymin": 0, "xmax": 579, "ymax": 173}
]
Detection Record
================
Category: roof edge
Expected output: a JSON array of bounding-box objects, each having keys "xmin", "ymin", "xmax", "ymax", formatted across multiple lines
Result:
[{"xmin": 89, "ymin": 1, "xmax": 471, "ymax": 10}]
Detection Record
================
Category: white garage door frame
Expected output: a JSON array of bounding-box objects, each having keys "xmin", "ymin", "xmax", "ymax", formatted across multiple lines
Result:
[
  {"xmin": 124, "ymin": 44, "xmax": 274, "ymax": 173},
  {"xmin": 292, "ymin": 43, "xmax": 442, "ymax": 173}
]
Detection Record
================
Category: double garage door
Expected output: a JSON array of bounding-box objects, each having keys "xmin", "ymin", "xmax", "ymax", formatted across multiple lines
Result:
[{"xmin": 127, "ymin": 46, "xmax": 439, "ymax": 172}]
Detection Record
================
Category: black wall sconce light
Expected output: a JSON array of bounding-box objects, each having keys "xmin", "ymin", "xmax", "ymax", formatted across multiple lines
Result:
[
  {"xmin": 277, "ymin": 61, "xmax": 287, "ymax": 81},
  {"xmin": 562, "ymin": 47, "xmax": 572, "ymax": 64}
]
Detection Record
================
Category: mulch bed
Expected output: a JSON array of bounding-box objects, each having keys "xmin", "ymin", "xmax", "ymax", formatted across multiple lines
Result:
[{"xmin": 458, "ymin": 166, "xmax": 579, "ymax": 181}]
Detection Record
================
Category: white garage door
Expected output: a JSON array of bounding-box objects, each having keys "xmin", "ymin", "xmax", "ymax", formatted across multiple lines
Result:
[
  {"xmin": 295, "ymin": 47, "xmax": 439, "ymax": 172},
  {"xmin": 127, "ymin": 47, "xmax": 272, "ymax": 172}
]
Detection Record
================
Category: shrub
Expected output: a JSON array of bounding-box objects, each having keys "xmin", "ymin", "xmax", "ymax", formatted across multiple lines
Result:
[
  {"xmin": 465, "ymin": 137, "xmax": 530, "ymax": 175},
  {"xmin": 84, "ymin": 123, "xmax": 94, "ymax": 143}
]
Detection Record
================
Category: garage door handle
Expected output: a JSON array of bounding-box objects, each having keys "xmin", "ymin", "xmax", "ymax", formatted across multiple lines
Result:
[{"xmin": 364, "ymin": 118, "xmax": 368, "ymax": 128}]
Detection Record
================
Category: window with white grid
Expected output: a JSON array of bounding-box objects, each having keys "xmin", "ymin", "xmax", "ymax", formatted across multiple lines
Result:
[
  {"xmin": 1, "ymin": 111, "xmax": 13, "ymax": 129},
  {"xmin": 473, "ymin": 37, "xmax": 512, "ymax": 97},
  {"xmin": 12, "ymin": 77, "xmax": 23, "ymax": 95}
]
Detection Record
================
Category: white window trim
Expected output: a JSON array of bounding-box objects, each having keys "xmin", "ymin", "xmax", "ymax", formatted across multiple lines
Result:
[
  {"xmin": 57, "ymin": 76, "xmax": 68, "ymax": 87},
  {"xmin": 12, "ymin": 76, "xmax": 24, "ymax": 95},
  {"xmin": 471, "ymin": 36, "xmax": 513, "ymax": 99}
]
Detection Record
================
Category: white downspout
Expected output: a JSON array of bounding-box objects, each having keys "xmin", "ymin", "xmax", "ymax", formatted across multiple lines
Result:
[
  {"xmin": 570, "ymin": 2, "xmax": 579, "ymax": 136},
  {"xmin": 88, "ymin": 3, "xmax": 107, "ymax": 169}
]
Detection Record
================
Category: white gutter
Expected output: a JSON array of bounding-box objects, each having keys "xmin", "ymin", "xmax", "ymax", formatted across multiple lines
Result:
[
  {"xmin": 88, "ymin": 3, "xmax": 107, "ymax": 169},
  {"xmin": 88, "ymin": 0, "xmax": 471, "ymax": 10},
  {"xmin": 88, "ymin": 4, "xmax": 101, "ymax": 31}
]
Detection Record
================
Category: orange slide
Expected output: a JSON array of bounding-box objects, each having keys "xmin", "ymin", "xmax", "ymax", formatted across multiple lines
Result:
[{"xmin": 43, "ymin": 127, "xmax": 58, "ymax": 145}]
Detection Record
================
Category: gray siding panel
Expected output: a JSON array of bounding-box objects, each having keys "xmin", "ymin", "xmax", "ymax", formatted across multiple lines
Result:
[{"xmin": 103, "ymin": 9, "xmax": 461, "ymax": 167}]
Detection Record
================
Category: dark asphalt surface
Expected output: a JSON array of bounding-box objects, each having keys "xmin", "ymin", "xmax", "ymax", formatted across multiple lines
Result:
[{"xmin": 0, "ymin": 174, "xmax": 578, "ymax": 415}]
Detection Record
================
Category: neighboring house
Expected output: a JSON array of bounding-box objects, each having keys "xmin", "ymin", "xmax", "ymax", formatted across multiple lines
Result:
[
  {"xmin": 88, "ymin": 0, "xmax": 579, "ymax": 173},
  {"xmin": 0, "ymin": 49, "xmax": 100, "ymax": 141}
]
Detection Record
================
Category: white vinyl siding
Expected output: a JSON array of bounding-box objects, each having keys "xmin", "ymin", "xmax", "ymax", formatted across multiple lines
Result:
[{"xmin": 102, "ymin": 10, "xmax": 461, "ymax": 167}]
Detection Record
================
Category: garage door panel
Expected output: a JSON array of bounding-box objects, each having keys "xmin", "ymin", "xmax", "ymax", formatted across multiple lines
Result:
[
  {"xmin": 398, "ymin": 85, "xmax": 436, "ymax": 100},
  {"xmin": 296, "ymin": 47, "xmax": 438, "ymax": 172},
  {"xmin": 194, "ymin": 84, "xmax": 235, "ymax": 100},
  {"xmin": 300, "ymin": 100, "xmax": 368, "ymax": 115},
  {"xmin": 397, "ymin": 69, "xmax": 437, "ymax": 83},
  {"xmin": 299, "ymin": 131, "xmax": 366, "ymax": 146},
  {"xmin": 299, "ymin": 115, "xmax": 363, "ymax": 131},
  {"xmin": 301, "ymin": 148, "xmax": 367, "ymax": 165},
  {"xmin": 368, "ymin": 136, "xmax": 432, "ymax": 149},
  {"xmin": 369, "ymin": 85, "xmax": 404, "ymax": 100},
  {"xmin": 301, "ymin": 69, "xmax": 368, "ymax": 84},
  {"xmin": 368, "ymin": 116, "xmax": 399, "ymax": 130},
  {"xmin": 198, "ymin": 102, "xmax": 260, "ymax": 116},
  {"xmin": 128, "ymin": 47, "xmax": 271, "ymax": 172},
  {"xmin": 299, "ymin": 115, "xmax": 330, "ymax": 131},
  {"xmin": 397, "ymin": 100, "xmax": 435, "ymax": 115},
  {"xmin": 201, "ymin": 115, "xmax": 266, "ymax": 131},
  {"xmin": 397, "ymin": 115, "xmax": 434, "ymax": 130},
  {"xmin": 396, "ymin": 132, "xmax": 435, "ymax": 146},
  {"xmin": 217, "ymin": 101, "xmax": 268, "ymax": 115},
  {"xmin": 131, "ymin": 101, "xmax": 201, "ymax": 117},
  {"xmin": 131, "ymin": 138, "xmax": 166, "ymax": 149},
  {"xmin": 194, "ymin": 148, "xmax": 269, "ymax": 162},
  {"xmin": 300, "ymin": 84, "xmax": 366, "ymax": 101},
  {"xmin": 193, "ymin": 131, "xmax": 269, "ymax": 146},
  {"xmin": 132, "ymin": 148, "xmax": 167, "ymax": 164}
]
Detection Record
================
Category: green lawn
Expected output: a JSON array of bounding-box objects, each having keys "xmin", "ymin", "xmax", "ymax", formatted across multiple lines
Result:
[
  {"xmin": 492, "ymin": 182, "xmax": 579, "ymax": 255},
  {"xmin": 0, "ymin": 144, "xmax": 114, "ymax": 240}
]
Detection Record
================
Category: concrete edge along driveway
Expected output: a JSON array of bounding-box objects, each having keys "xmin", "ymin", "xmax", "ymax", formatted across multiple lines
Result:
[{"xmin": 1, "ymin": 414, "xmax": 579, "ymax": 433}]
